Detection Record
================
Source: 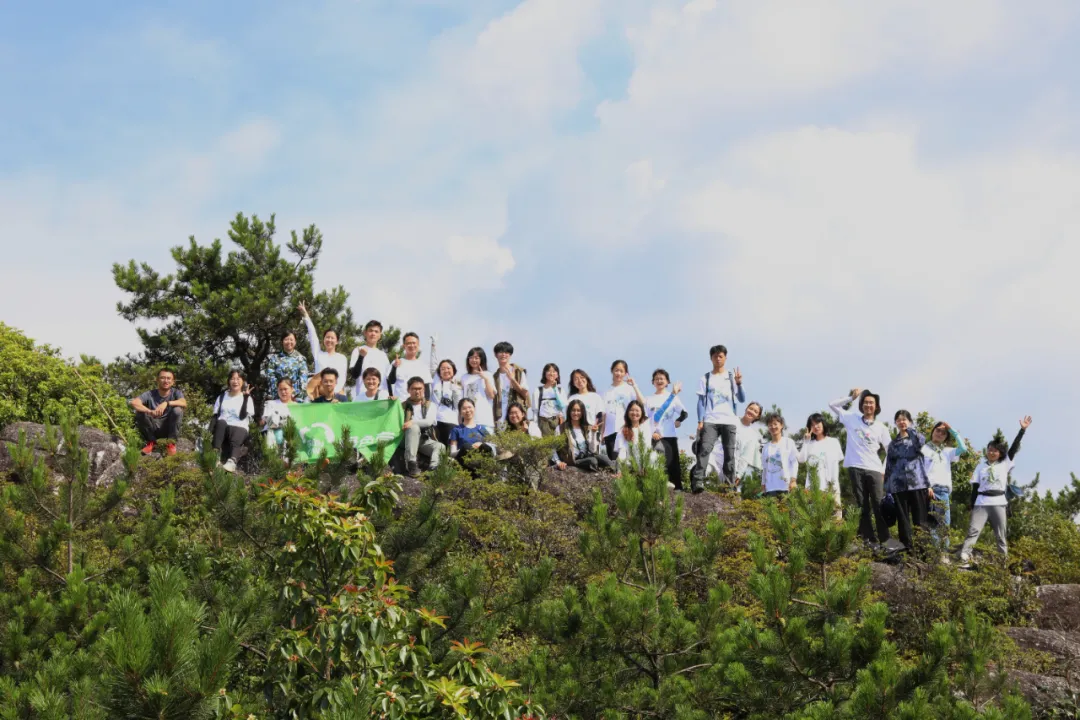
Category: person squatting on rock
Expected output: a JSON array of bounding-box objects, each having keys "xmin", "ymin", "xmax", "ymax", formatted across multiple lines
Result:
[{"xmin": 130, "ymin": 367, "xmax": 187, "ymax": 456}]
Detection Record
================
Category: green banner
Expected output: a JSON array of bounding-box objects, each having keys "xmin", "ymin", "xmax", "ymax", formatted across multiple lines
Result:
[{"xmin": 288, "ymin": 400, "xmax": 404, "ymax": 463}]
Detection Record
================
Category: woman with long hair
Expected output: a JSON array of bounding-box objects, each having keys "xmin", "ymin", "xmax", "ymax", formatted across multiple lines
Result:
[
  {"xmin": 298, "ymin": 301, "xmax": 348, "ymax": 395},
  {"xmin": 921, "ymin": 421, "xmax": 967, "ymax": 555},
  {"xmin": 614, "ymin": 399, "xmax": 656, "ymax": 467},
  {"xmin": 460, "ymin": 347, "xmax": 496, "ymax": 429},
  {"xmin": 211, "ymin": 369, "xmax": 255, "ymax": 473},
  {"xmin": 431, "ymin": 359, "xmax": 462, "ymax": 447},
  {"xmin": 603, "ymin": 360, "xmax": 647, "ymax": 461},
  {"xmin": 799, "ymin": 412, "xmax": 843, "ymax": 508},
  {"xmin": 884, "ymin": 410, "xmax": 930, "ymax": 553},
  {"xmin": 567, "ymin": 369, "xmax": 604, "ymax": 432},
  {"xmin": 958, "ymin": 416, "xmax": 1032, "ymax": 568},
  {"xmin": 555, "ymin": 399, "xmax": 613, "ymax": 473}
]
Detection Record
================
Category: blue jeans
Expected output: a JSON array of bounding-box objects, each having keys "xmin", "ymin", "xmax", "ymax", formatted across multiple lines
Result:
[{"xmin": 930, "ymin": 485, "xmax": 951, "ymax": 548}]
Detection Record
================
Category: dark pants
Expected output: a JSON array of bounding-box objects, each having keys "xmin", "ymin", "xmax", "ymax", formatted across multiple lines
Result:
[
  {"xmin": 537, "ymin": 416, "xmax": 560, "ymax": 437},
  {"xmin": 850, "ymin": 468, "xmax": 890, "ymax": 543},
  {"xmin": 654, "ymin": 437, "xmax": 682, "ymax": 489},
  {"xmin": 436, "ymin": 422, "xmax": 456, "ymax": 447},
  {"xmin": 763, "ymin": 490, "xmax": 788, "ymax": 499},
  {"xmin": 574, "ymin": 454, "xmax": 614, "ymax": 472},
  {"xmin": 691, "ymin": 423, "xmax": 736, "ymax": 487},
  {"xmin": 604, "ymin": 433, "xmax": 617, "ymax": 461},
  {"xmin": 135, "ymin": 407, "xmax": 183, "ymax": 442},
  {"xmin": 894, "ymin": 488, "xmax": 930, "ymax": 551},
  {"xmin": 212, "ymin": 422, "xmax": 248, "ymax": 463}
]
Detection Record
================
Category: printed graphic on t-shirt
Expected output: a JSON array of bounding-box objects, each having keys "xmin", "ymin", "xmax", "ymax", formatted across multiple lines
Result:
[
  {"xmin": 854, "ymin": 427, "xmax": 877, "ymax": 446},
  {"xmin": 463, "ymin": 377, "xmax": 484, "ymax": 402},
  {"xmin": 763, "ymin": 447, "xmax": 784, "ymax": 473}
]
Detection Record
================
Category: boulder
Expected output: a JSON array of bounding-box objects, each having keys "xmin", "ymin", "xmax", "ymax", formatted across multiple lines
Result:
[
  {"xmin": 1004, "ymin": 627, "xmax": 1080, "ymax": 665},
  {"xmin": 1007, "ymin": 670, "xmax": 1077, "ymax": 712},
  {"xmin": 1035, "ymin": 584, "xmax": 1080, "ymax": 632}
]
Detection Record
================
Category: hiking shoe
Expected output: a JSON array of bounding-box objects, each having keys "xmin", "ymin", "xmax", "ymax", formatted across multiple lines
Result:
[
  {"xmin": 141, "ymin": 441, "xmax": 156, "ymax": 455},
  {"xmin": 406, "ymin": 462, "xmax": 421, "ymax": 478},
  {"xmin": 166, "ymin": 443, "xmax": 177, "ymax": 456},
  {"xmin": 691, "ymin": 482, "xmax": 704, "ymax": 494},
  {"xmin": 222, "ymin": 458, "xmax": 237, "ymax": 473}
]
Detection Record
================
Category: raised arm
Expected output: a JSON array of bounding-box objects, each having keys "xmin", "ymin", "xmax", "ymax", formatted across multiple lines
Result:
[
  {"xmin": 828, "ymin": 392, "xmax": 856, "ymax": 417},
  {"xmin": 301, "ymin": 303, "xmax": 320, "ymax": 361},
  {"xmin": 1008, "ymin": 416, "xmax": 1032, "ymax": 461},
  {"xmin": 950, "ymin": 427, "xmax": 967, "ymax": 456},
  {"xmin": 429, "ymin": 334, "xmax": 439, "ymax": 377}
]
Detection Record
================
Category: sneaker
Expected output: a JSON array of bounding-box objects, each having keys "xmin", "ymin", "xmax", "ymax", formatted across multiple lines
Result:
[
  {"xmin": 666, "ymin": 482, "xmax": 676, "ymax": 490},
  {"xmin": 141, "ymin": 441, "xmax": 156, "ymax": 455},
  {"xmin": 691, "ymin": 482, "xmax": 704, "ymax": 494},
  {"xmin": 222, "ymin": 458, "xmax": 237, "ymax": 473},
  {"xmin": 166, "ymin": 443, "xmax": 177, "ymax": 456},
  {"xmin": 957, "ymin": 554, "xmax": 973, "ymax": 569},
  {"xmin": 406, "ymin": 462, "xmax": 421, "ymax": 478}
]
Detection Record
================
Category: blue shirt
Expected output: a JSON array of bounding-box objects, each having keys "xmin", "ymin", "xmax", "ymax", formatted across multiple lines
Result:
[{"xmin": 450, "ymin": 424, "xmax": 489, "ymax": 449}]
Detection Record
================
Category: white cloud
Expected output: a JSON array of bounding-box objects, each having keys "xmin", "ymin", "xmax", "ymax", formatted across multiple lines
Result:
[{"xmin": 446, "ymin": 234, "xmax": 516, "ymax": 279}]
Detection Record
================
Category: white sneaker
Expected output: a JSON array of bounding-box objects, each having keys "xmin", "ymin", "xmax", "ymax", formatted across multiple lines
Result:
[
  {"xmin": 222, "ymin": 458, "xmax": 237, "ymax": 473},
  {"xmin": 957, "ymin": 553, "xmax": 972, "ymax": 569}
]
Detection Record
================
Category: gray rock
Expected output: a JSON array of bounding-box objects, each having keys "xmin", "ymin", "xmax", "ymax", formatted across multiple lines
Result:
[
  {"xmin": 1004, "ymin": 627, "xmax": 1080, "ymax": 665},
  {"xmin": 1036, "ymin": 585, "xmax": 1080, "ymax": 632}
]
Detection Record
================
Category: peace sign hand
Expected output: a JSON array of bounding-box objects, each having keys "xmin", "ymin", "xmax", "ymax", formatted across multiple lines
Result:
[
  {"xmin": 734, "ymin": 367, "xmax": 743, "ymax": 385},
  {"xmin": 297, "ymin": 301, "xmax": 308, "ymax": 317}
]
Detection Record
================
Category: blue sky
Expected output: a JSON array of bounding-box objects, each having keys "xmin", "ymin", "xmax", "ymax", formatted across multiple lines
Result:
[{"xmin": 3, "ymin": 0, "xmax": 1079, "ymax": 491}]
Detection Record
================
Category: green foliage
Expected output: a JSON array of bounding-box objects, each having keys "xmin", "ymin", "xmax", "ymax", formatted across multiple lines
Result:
[
  {"xmin": 0, "ymin": 323, "xmax": 131, "ymax": 434},
  {"xmin": 112, "ymin": 213, "xmax": 362, "ymax": 412}
]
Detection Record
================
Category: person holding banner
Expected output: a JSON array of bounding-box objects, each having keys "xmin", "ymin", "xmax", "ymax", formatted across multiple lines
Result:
[
  {"xmin": 401, "ymin": 377, "xmax": 444, "ymax": 477},
  {"xmin": 299, "ymin": 302, "xmax": 348, "ymax": 395},
  {"xmin": 353, "ymin": 367, "xmax": 390, "ymax": 402},
  {"xmin": 312, "ymin": 368, "xmax": 348, "ymax": 403}
]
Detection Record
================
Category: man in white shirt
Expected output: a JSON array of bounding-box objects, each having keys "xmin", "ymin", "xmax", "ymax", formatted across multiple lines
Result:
[
  {"xmin": 348, "ymin": 320, "xmax": 391, "ymax": 397},
  {"xmin": 491, "ymin": 341, "xmax": 530, "ymax": 429},
  {"xmin": 401, "ymin": 377, "xmax": 444, "ymax": 477},
  {"xmin": 388, "ymin": 332, "xmax": 434, "ymax": 399},
  {"xmin": 828, "ymin": 388, "xmax": 892, "ymax": 546},
  {"xmin": 691, "ymin": 345, "xmax": 746, "ymax": 493}
]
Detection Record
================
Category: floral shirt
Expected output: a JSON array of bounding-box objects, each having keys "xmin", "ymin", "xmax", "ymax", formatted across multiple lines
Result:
[
  {"xmin": 262, "ymin": 350, "xmax": 309, "ymax": 401},
  {"xmin": 884, "ymin": 429, "xmax": 929, "ymax": 493}
]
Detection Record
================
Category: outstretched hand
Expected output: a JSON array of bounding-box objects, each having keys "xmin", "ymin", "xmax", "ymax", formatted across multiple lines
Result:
[
  {"xmin": 672, "ymin": 381, "xmax": 682, "ymax": 394},
  {"xmin": 1020, "ymin": 415, "xmax": 1033, "ymax": 430},
  {"xmin": 297, "ymin": 301, "xmax": 308, "ymax": 317}
]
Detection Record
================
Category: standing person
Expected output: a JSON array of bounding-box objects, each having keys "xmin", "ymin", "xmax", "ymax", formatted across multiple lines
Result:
[
  {"xmin": 691, "ymin": 345, "xmax": 746, "ymax": 493},
  {"xmin": 922, "ymin": 421, "xmax": 967, "ymax": 556},
  {"xmin": 760, "ymin": 413, "xmax": 799, "ymax": 498},
  {"xmin": 884, "ymin": 410, "xmax": 931, "ymax": 553},
  {"xmin": 460, "ymin": 348, "xmax": 497, "ymax": 429},
  {"xmin": 348, "ymin": 320, "xmax": 391, "ymax": 397},
  {"xmin": 130, "ymin": 368, "xmax": 187, "ymax": 455},
  {"xmin": 829, "ymin": 388, "xmax": 892, "ymax": 547},
  {"xmin": 299, "ymin": 302, "xmax": 348, "ymax": 395},
  {"xmin": 431, "ymin": 360, "xmax": 462, "ymax": 447},
  {"xmin": 646, "ymin": 370, "xmax": 687, "ymax": 491},
  {"xmin": 261, "ymin": 331, "xmax": 308, "ymax": 402},
  {"xmin": 492, "ymin": 342, "xmax": 530, "ymax": 429},
  {"xmin": 799, "ymin": 413, "xmax": 844, "ymax": 508},
  {"xmin": 260, "ymin": 378, "xmax": 296, "ymax": 449},
  {"xmin": 614, "ymin": 400, "xmax": 656, "ymax": 467},
  {"xmin": 311, "ymin": 368, "xmax": 348, "ymax": 403},
  {"xmin": 554, "ymin": 399, "xmax": 613, "ymax": 473},
  {"xmin": 352, "ymin": 367, "xmax": 389, "ymax": 402},
  {"xmin": 602, "ymin": 360, "xmax": 647, "ymax": 461},
  {"xmin": 532, "ymin": 364, "xmax": 567, "ymax": 437},
  {"xmin": 733, "ymin": 402, "xmax": 764, "ymax": 486},
  {"xmin": 567, "ymin": 369, "xmax": 605, "ymax": 432},
  {"xmin": 959, "ymin": 416, "xmax": 1032, "ymax": 568},
  {"xmin": 388, "ymin": 332, "xmax": 432, "ymax": 400},
  {"xmin": 210, "ymin": 370, "xmax": 255, "ymax": 473},
  {"xmin": 401, "ymin": 377, "xmax": 444, "ymax": 477}
]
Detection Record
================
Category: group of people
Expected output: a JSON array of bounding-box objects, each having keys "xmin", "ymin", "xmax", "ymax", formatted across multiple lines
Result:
[{"xmin": 128, "ymin": 309, "xmax": 1034, "ymax": 568}]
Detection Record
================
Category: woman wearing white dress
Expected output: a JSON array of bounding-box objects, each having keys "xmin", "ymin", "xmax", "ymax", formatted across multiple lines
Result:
[{"xmin": 798, "ymin": 412, "xmax": 844, "ymax": 508}]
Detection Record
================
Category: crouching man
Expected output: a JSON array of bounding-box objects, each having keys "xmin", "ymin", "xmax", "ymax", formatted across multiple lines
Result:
[
  {"xmin": 401, "ymin": 376, "xmax": 444, "ymax": 477},
  {"xmin": 130, "ymin": 367, "xmax": 187, "ymax": 455}
]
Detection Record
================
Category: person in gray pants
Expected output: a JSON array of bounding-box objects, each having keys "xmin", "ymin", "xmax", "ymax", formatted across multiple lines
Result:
[
  {"xmin": 959, "ymin": 416, "xmax": 1032, "ymax": 567},
  {"xmin": 401, "ymin": 377, "xmax": 445, "ymax": 477}
]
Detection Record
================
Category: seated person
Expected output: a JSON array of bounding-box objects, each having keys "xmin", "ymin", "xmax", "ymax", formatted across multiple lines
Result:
[
  {"xmin": 211, "ymin": 370, "xmax": 255, "ymax": 473},
  {"xmin": 554, "ymin": 399, "xmax": 613, "ymax": 473},
  {"xmin": 401, "ymin": 377, "xmax": 444, "ymax": 477},
  {"xmin": 260, "ymin": 377, "xmax": 296, "ymax": 449},
  {"xmin": 311, "ymin": 368, "xmax": 348, "ymax": 403},
  {"xmin": 129, "ymin": 367, "xmax": 187, "ymax": 455},
  {"xmin": 449, "ymin": 398, "xmax": 492, "ymax": 461},
  {"xmin": 352, "ymin": 367, "xmax": 390, "ymax": 402}
]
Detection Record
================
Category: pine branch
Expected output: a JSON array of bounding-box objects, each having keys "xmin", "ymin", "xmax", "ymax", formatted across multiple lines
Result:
[{"xmin": 70, "ymin": 365, "xmax": 125, "ymax": 437}]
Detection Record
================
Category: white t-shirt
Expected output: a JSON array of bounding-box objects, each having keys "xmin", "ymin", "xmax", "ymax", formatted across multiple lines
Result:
[
  {"xmin": 734, "ymin": 422, "xmax": 764, "ymax": 477},
  {"xmin": 352, "ymin": 388, "xmax": 389, "ymax": 403},
  {"xmin": 568, "ymin": 391, "xmax": 605, "ymax": 428},
  {"xmin": 614, "ymin": 423, "xmax": 657, "ymax": 464},
  {"xmin": 262, "ymin": 399, "xmax": 292, "ymax": 431},
  {"xmin": 391, "ymin": 357, "xmax": 431, "ymax": 400},
  {"xmin": 460, "ymin": 372, "xmax": 495, "ymax": 428},
  {"xmin": 533, "ymin": 386, "xmax": 568, "ymax": 420},
  {"xmin": 349, "ymin": 346, "xmax": 391, "ymax": 397},
  {"xmin": 430, "ymin": 379, "xmax": 460, "ymax": 425},
  {"xmin": 645, "ymin": 392, "xmax": 687, "ymax": 439},
  {"xmin": 494, "ymin": 367, "xmax": 530, "ymax": 422},
  {"xmin": 798, "ymin": 436, "xmax": 844, "ymax": 499},
  {"xmin": 303, "ymin": 316, "xmax": 349, "ymax": 394},
  {"xmin": 212, "ymin": 393, "xmax": 254, "ymax": 429},
  {"xmin": 834, "ymin": 406, "xmax": 891, "ymax": 473},
  {"xmin": 921, "ymin": 444, "xmax": 961, "ymax": 490},
  {"xmin": 761, "ymin": 437, "xmax": 799, "ymax": 493},
  {"xmin": 603, "ymin": 384, "xmax": 638, "ymax": 437},
  {"xmin": 972, "ymin": 459, "xmax": 1012, "ymax": 507},
  {"xmin": 697, "ymin": 371, "xmax": 741, "ymax": 425}
]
